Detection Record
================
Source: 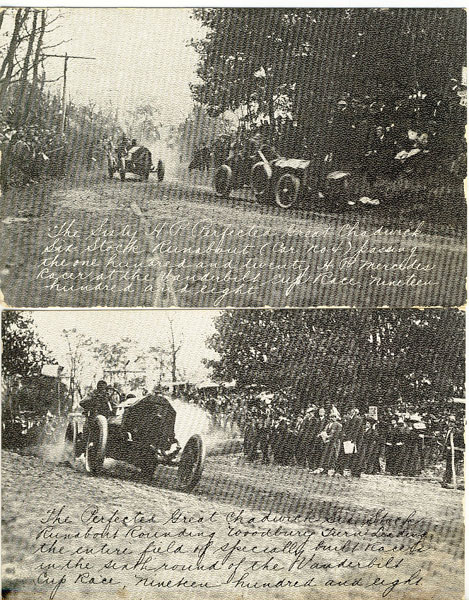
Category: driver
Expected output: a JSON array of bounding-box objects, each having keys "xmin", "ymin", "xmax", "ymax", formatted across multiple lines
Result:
[
  {"xmin": 116, "ymin": 136, "xmax": 131, "ymax": 162},
  {"xmin": 127, "ymin": 138, "xmax": 140, "ymax": 160},
  {"xmin": 80, "ymin": 380, "xmax": 113, "ymax": 418}
]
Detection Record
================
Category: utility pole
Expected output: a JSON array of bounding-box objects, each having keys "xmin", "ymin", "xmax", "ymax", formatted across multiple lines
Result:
[{"xmin": 42, "ymin": 52, "xmax": 96, "ymax": 134}]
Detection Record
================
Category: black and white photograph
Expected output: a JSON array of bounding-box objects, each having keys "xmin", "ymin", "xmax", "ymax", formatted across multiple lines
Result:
[
  {"xmin": 0, "ymin": 6, "xmax": 466, "ymax": 600},
  {"xmin": 0, "ymin": 8, "xmax": 466, "ymax": 308},
  {"xmin": 1, "ymin": 308, "xmax": 465, "ymax": 599}
]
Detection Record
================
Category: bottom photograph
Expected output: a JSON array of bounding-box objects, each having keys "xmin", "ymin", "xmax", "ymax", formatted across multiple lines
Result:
[{"xmin": 1, "ymin": 308, "xmax": 465, "ymax": 600}]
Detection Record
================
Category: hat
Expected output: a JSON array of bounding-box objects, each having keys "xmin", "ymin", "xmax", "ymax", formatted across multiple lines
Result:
[{"xmin": 258, "ymin": 391, "xmax": 274, "ymax": 405}]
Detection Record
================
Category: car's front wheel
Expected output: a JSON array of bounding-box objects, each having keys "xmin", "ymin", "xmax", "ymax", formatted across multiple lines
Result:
[
  {"xmin": 251, "ymin": 161, "xmax": 273, "ymax": 202},
  {"xmin": 214, "ymin": 165, "xmax": 232, "ymax": 197},
  {"xmin": 85, "ymin": 415, "xmax": 108, "ymax": 475},
  {"xmin": 274, "ymin": 173, "xmax": 301, "ymax": 209}
]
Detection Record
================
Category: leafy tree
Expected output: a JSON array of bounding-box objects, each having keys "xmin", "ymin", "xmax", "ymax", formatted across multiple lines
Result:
[
  {"xmin": 90, "ymin": 337, "xmax": 133, "ymax": 376},
  {"xmin": 125, "ymin": 101, "xmax": 161, "ymax": 143},
  {"xmin": 175, "ymin": 103, "xmax": 233, "ymax": 159},
  {"xmin": 2, "ymin": 311, "xmax": 59, "ymax": 418},
  {"xmin": 191, "ymin": 8, "xmax": 466, "ymax": 170},
  {"xmin": 88, "ymin": 336, "xmax": 174, "ymax": 392},
  {"xmin": 2, "ymin": 311, "xmax": 55, "ymax": 378},
  {"xmin": 205, "ymin": 309, "xmax": 464, "ymax": 413},
  {"xmin": 62, "ymin": 328, "xmax": 93, "ymax": 403},
  {"xmin": 13, "ymin": 376, "xmax": 69, "ymax": 416}
]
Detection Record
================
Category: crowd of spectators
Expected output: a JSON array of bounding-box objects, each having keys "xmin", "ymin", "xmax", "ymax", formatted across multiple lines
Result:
[
  {"xmin": 185, "ymin": 386, "xmax": 464, "ymax": 484},
  {"xmin": 0, "ymin": 110, "xmax": 110, "ymax": 192},
  {"xmin": 0, "ymin": 115, "xmax": 69, "ymax": 191}
]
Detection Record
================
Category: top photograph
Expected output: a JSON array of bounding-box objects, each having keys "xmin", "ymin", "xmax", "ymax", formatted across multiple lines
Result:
[{"xmin": 0, "ymin": 7, "xmax": 466, "ymax": 308}]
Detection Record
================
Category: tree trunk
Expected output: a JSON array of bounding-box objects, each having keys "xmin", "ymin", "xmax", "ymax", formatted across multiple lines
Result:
[
  {"xmin": 26, "ymin": 9, "xmax": 47, "ymax": 122},
  {"xmin": 14, "ymin": 9, "xmax": 38, "ymax": 126},
  {"xmin": 0, "ymin": 8, "xmax": 29, "ymax": 108},
  {"xmin": 168, "ymin": 319, "xmax": 181, "ymax": 393}
]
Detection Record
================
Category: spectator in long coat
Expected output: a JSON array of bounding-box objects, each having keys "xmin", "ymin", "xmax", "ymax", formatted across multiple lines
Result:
[
  {"xmin": 442, "ymin": 415, "xmax": 465, "ymax": 488},
  {"xmin": 359, "ymin": 416, "xmax": 381, "ymax": 474},
  {"xmin": 317, "ymin": 413, "xmax": 343, "ymax": 475},
  {"xmin": 390, "ymin": 418, "xmax": 408, "ymax": 474},
  {"xmin": 402, "ymin": 418, "xmax": 425, "ymax": 476},
  {"xmin": 385, "ymin": 418, "xmax": 399, "ymax": 474},
  {"xmin": 339, "ymin": 408, "xmax": 365, "ymax": 477},
  {"xmin": 297, "ymin": 407, "xmax": 318, "ymax": 468},
  {"xmin": 311, "ymin": 407, "xmax": 328, "ymax": 469}
]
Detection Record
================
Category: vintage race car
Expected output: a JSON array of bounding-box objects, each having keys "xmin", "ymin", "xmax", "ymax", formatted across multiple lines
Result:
[
  {"xmin": 214, "ymin": 147, "xmax": 351, "ymax": 210},
  {"xmin": 107, "ymin": 145, "xmax": 165, "ymax": 182},
  {"xmin": 251, "ymin": 157, "xmax": 351, "ymax": 209},
  {"xmin": 64, "ymin": 390, "xmax": 205, "ymax": 492}
]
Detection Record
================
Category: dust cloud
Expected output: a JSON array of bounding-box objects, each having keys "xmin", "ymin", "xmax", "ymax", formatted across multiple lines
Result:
[{"xmin": 171, "ymin": 397, "xmax": 241, "ymax": 455}]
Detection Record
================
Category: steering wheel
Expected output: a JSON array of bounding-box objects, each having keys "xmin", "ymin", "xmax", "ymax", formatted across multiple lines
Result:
[{"xmin": 107, "ymin": 387, "xmax": 122, "ymax": 410}]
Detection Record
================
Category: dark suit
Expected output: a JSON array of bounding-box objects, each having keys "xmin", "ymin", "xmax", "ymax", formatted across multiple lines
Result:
[
  {"xmin": 320, "ymin": 420, "xmax": 343, "ymax": 471},
  {"xmin": 339, "ymin": 414, "xmax": 365, "ymax": 476},
  {"xmin": 312, "ymin": 417, "xmax": 327, "ymax": 468}
]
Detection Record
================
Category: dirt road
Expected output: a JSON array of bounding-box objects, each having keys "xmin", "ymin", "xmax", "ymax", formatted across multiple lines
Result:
[
  {"xmin": 1, "ymin": 170, "xmax": 465, "ymax": 307},
  {"xmin": 2, "ymin": 447, "xmax": 463, "ymax": 600}
]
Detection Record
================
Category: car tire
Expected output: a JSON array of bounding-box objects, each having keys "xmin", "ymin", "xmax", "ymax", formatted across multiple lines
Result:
[
  {"xmin": 251, "ymin": 161, "xmax": 273, "ymax": 202},
  {"xmin": 214, "ymin": 165, "xmax": 232, "ymax": 197},
  {"xmin": 177, "ymin": 434, "xmax": 205, "ymax": 492},
  {"xmin": 85, "ymin": 415, "xmax": 108, "ymax": 475},
  {"xmin": 65, "ymin": 420, "xmax": 83, "ymax": 458},
  {"xmin": 107, "ymin": 161, "xmax": 114, "ymax": 179},
  {"xmin": 275, "ymin": 173, "xmax": 301, "ymax": 209},
  {"xmin": 157, "ymin": 160, "xmax": 165, "ymax": 182}
]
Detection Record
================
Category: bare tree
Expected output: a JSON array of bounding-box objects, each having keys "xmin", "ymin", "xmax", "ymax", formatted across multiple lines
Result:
[
  {"xmin": 0, "ymin": 8, "xmax": 61, "ymax": 120},
  {"xmin": 0, "ymin": 8, "xmax": 29, "ymax": 105},
  {"xmin": 26, "ymin": 9, "xmax": 47, "ymax": 119},
  {"xmin": 13, "ymin": 9, "xmax": 38, "ymax": 123},
  {"xmin": 62, "ymin": 328, "xmax": 92, "ymax": 408},
  {"xmin": 168, "ymin": 318, "xmax": 182, "ymax": 387}
]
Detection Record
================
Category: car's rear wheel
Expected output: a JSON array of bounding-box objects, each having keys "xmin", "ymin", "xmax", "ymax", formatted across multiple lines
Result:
[
  {"xmin": 85, "ymin": 415, "xmax": 108, "ymax": 475},
  {"xmin": 178, "ymin": 434, "xmax": 205, "ymax": 492},
  {"xmin": 64, "ymin": 420, "xmax": 83, "ymax": 458},
  {"xmin": 107, "ymin": 161, "xmax": 114, "ymax": 179},
  {"xmin": 214, "ymin": 165, "xmax": 232, "ymax": 197},
  {"xmin": 157, "ymin": 160, "xmax": 165, "ymax": 182},
  {"xmin": 275, "ymin": 173, "xmax": 301, "ymax": 209}
]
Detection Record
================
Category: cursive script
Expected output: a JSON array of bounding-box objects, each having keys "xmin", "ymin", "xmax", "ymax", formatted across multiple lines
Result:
[
  {"xmin": 34, "ymin": 217, "xmax": 442, "ymax": 306},
  {"xmin": 30, "ymin": 504, "xmax": 433, "ymax": 599}
]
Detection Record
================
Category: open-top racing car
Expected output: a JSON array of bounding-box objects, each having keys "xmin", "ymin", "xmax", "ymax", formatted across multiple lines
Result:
[
  {"xmin": 107, "ymin": 144, "xmax": 165, "ymax": 182},
  {"xmin": 214, "ymin": 145, "xmax": 350, "ymax": 210},
  {"xmin": 64, "ymin": 390, "xmax": 205, "ymax": 492}
]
